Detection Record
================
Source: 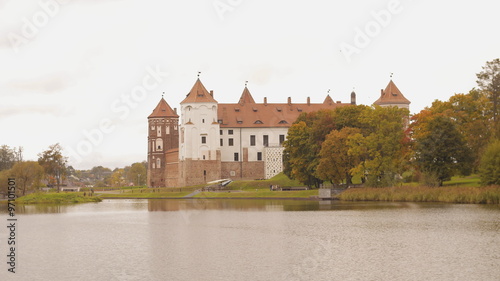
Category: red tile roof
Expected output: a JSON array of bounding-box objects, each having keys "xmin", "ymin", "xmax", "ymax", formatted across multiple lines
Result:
[
  {"xmin": 148, "ymin": 98, "xmax": 178, "ymax": 118},
  {"xmin": 238, "ymin": 87, "xmax": 256, "ymax": 105},
  {"xmin": 180, "ymin": 78, "xmax": 217, "ymax": 104},
  {"xmin": 374, "ymin": 80, "xmax": 410, "ymax": 105},
  {"xmin": 218, "ymin": 91, "xmax": 351, "ymax": 128}
]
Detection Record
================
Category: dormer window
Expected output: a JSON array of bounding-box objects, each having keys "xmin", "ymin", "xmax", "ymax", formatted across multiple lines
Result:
[
  {"xmin": 234, "ymin": 108, "xmax": 240, "ymax": 112},
  {"xmin": 254, "ymin": 120, "xmax": 263, "ymax": 124},
  {"xmin": 278, "ymin": 120, "xmax": 288, "ymax": 124},
  {"xmin": 276, "ymin": 107, "xmax": 282, "ymax": 112}
]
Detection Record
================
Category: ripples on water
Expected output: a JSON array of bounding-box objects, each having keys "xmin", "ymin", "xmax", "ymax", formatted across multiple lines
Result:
[{"xmin": 0, "ymin": 199, "xmax": 499, "ymax": 281}]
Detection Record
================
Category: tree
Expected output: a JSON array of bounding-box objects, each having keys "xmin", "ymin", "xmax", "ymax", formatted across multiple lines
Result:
[
  {"xmin": 476, "ymin": 58, "xmax": 500, "ymax": 136},
  {"xmin": 479, "ymin": 139, "xmax": 500, "ymax": 185},
  {"xmin": 283, "ymin": 121, "xmax": 322, "ymax": 188},
  {"xmin": 316, "ymin": 127, "xmax": 361, "ymax": 185},
  {"xmin": 10, "ymin": 161, "xmax": 44, "ymax": 196},
  {"xmin": 349, "ymin": 106, "xmax": 409, "ymax": 187},
  {"xmin": 38, "ymin": 143, "xmax": 67, "ymax": 192},
  {"xmin": 110, "ymin": 169, "xmax": 126, "ymax": 187},
  {"xmin": 413, "ymin": 115, "xmax": 472, "ymax": 186},
  {"xmin": 422, "ymin": 90, "xmax": 494, "ymax": 170},
  {"xmin": 0, "ymin": 145, "xmax": 16, "ymax": 171},
  {"xmin": 127, "ymin": 162, "xmax": 147, "ymax": 186}
]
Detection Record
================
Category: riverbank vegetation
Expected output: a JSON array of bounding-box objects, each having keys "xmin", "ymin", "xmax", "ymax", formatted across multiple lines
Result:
[
  {"xmin": 14, "ymin": 192, "xmax": 102, "ymax": 204},
  {"xmin": 283, "ymin": 59, "xmax": 500, "ymax": 188},
  {"xmin": 338, "ymin": 185, "xmax": 500, "ymax": 204}
]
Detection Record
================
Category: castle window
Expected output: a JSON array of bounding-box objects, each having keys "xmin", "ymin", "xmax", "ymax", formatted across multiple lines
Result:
[
  {"xmin": 166, "ymin": 126, "xmax": 170, "ymax": 135},
  {"xmin": 202, "ymin": 119, "xmax": 205, "ymax": 123},
  {"xmin": 201, "ymin": 136, "xmax": 206, "ymax": 144},
  {"xmin": 156, "ymin": 138, "xmax": 163, "ymax": 151},
  {"xmin": 156, "ymin": 158, "xmax": 161, "ymax": 168},
  {"xmin": 234, "ymin": 108, "xmax": 240, "ymax": 112},
  {"xmin": 276, "ymin": 107, "xmax": 282, "ymax": 112},
  {"xmin": 252, "ymin": 107, "xmax": 258, "ymax": 112},
  {"xmin": 257, "ymin": 152, "xmax": 262, "ymax": 161},
  {"xmin": 220, "ymin": 139, "xmax": 223, "ymax": 146},
  {"xmin": 220, "ymin": 130, "xmax": 223, "ymax": 135},
  {"xmin": 250, "ymin": 135, "xmax": 256, "ymax": 146},
  {"xmin": 234, "ymin": 153, "xmax": 239, "ymax": 161},
  {"xmin": 279, "ymin": 134, "xmax": 285, "ymax": 145},
  {"xmin": 229, "ymin": 138, "xmax": 234, "ymax": 146},
  {"xmin": 228, "ymin": 130, "xmax": 234, "ymax": 135},
  {"xmin": 254, "ymin": 120, "xmax": 263, "ymax": 124},
  {"xmin": 263, "ymin": 135, "xmax": 269, "ymax": 147}
]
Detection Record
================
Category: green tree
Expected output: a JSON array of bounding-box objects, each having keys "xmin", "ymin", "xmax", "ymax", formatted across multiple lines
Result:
[
  {"xmin": 10, "ymin": 161, "xmax": 44, "ymax": 196},
  {"xmin": 476, "ymin": 58, "xmax": 500, "ymax": 136},
  {"xmin": 127, "ymin": 162, "xmax": 147, "ymax": 185},
  {"xmin": 423, "ymin": 90, "xmax": 493, "ymax": 170},
  {"xmin": 283, "ymin": 121, "xmax": 322, "ymax": 188},
  {"xmin": 413, "ymin": 115, "xmax": 472, "ymax": 186},
  {"xmin": 38, "ymin": 143, "xmax": 67, "ymax": 192},
  {"xmin": 316, "ymin": 127, "xmax": 361, "ymax": 185},
  {"xmin": 479, "ymin": 139, "xmax": 500, "ymax": 185},
  {"xmin": 349, "ymin": 106, "xmax": 409, "ymax": 187},
  {"xmin": 110, "ymin": 169, "xmax": 126, "ymax": 187},
  {"xmin": 0, "ymin": 145, "xmax": 16, "ymax": 171}
]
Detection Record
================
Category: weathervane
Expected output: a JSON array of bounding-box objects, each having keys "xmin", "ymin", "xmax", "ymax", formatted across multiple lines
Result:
[
  {"xmin": 162, "ymin": 92, "xmax": 165, "ymax": 98},
  {"xmin": 245, "ymin": 80, "xmax": 248, "ymax": 87},
  {"xmin": 327, "ymin": 89, "xmax": 331, "ymax": 94},
  {"xmin": 390, "ymin": 72, "xmax": 394, "ymax": 78},
  {"xmin": 197, "ymin": 71, "xmax": 201, "ymax": 78}
]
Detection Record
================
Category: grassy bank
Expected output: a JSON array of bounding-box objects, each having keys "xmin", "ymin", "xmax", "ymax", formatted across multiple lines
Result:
[
  {"xmin": 338, "ymin": 185, "xmax": 500, "ymax": 204},
  {"xmin": 15, "ymin": 192, "xmax": 102, "ymax": 204},
  {"xmin": 100, "ymin": 191, "xmax": 191, "ymax": 198},
  {"xmin": 194, "ymin": 190, "xmax": 317, "ymax": 199}
]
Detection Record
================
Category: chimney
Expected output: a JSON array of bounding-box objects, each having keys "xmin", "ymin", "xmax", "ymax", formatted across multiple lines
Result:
[
  {"xmin": 288, "ymin": 97, "xmax": 291, "ymax": 105},
  {"xmin": 174, "ymin": 108, "xmax": 177, "ymax": 114},
  {"xmin": 210, "ymin": 90, "xmax": 214, "ymax": 97},
  {"xmin": 264, "ymin": 97, "xmax": 267, "ymax": 106},
  {"xmin": 307, "ymin": 97, "xmax": 310, "ymax": 105},
  {"xmin": 350, "ymin": 92, "xmax": 356, "ymax": 105},
  {"xmin": 380, "ymin": 89, "xmax": 384, "ymax": 97},
  {"xmin": 336, "ymin": 101, "xmax": 341, "ymax": 104}
]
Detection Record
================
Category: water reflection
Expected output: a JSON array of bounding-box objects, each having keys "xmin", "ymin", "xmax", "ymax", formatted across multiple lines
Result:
[{"xmin": 1, "ymin": 199, "xmax": 499, "ymax": 215}]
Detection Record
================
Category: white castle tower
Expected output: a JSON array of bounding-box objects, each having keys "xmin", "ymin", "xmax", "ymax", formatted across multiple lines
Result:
[{"xmin": 178, "ymin": 78, "xmax": 221, "ymax": 186}]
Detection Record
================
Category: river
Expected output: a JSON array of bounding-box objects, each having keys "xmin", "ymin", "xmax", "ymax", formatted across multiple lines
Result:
[{"xmin": 0, "ymin": 199, "xmax": 499, "ymax": 281}]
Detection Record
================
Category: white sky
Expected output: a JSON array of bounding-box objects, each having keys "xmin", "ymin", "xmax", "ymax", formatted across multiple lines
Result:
[{"xmin": 0, "ymin": 0, "xmax": 499, "ymax": 170}]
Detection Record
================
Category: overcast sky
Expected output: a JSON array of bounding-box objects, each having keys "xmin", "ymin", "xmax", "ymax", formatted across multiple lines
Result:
[{"xmin": 0, "ymin": 0, "xmax": 499, "ymax": 170}]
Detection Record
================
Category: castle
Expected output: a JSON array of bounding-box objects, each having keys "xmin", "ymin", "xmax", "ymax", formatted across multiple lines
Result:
[{"xmin": 147, "ymin": 78, "xmax": 409, "ymax": 187}]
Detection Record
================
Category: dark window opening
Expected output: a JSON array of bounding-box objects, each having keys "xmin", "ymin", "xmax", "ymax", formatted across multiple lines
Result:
[
  {"xmin": 257, "ymin": 152, "xmax": 262, "ymax": 161},
  {"xmin": 234, "ymin": 153, "xmax": 239, "ymax": 161},
  {"xmin": 279, "ymin": 135, "xmax": 285, "ymax": 145},
  {"xmin": 250, "ymin": 135, "xmax": 256, "ymax": 146}
]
